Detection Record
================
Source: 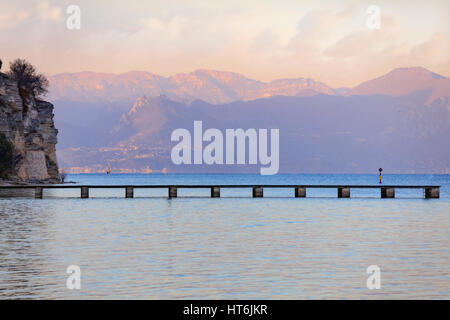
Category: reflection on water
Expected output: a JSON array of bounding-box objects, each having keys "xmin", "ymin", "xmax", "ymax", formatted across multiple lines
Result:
[{"xmin": 0, "ymin": 174, "xmax": 449, "ymax": 299}]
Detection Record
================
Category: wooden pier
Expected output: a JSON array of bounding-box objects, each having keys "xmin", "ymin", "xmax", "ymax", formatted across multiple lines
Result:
[{"xmin": 0, "ymin": 184, "xmax": 440, "ymax": 199}]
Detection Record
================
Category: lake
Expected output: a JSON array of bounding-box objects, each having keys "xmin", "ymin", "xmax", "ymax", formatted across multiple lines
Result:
[{"xmin": 0, "ymin": 174, "xmax": 448, "ymax": 299}]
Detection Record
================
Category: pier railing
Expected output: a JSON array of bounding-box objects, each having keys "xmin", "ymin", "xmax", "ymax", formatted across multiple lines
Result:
[{"xmin": 0, "ymin": 184, "xmax": 440, "ymax": 199}]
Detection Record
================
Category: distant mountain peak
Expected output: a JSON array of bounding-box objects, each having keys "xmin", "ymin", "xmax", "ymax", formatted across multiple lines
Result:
[
  {"xmin": 386, "ymin": 66, "xmax": 446, "ymax": 79},
  {"xmin": 346, "ymin": 66, "xmax": 449, "ymax": 106},
  {"xmin": 128, "ymin": 95, "xmax": 150, "ymax": 114},
  {"xmin": 192, "ymin": 68, "xmax": 248, "ymax": 78}
]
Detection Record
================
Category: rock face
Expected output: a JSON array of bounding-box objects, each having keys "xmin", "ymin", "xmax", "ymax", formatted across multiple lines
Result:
[{"xmin": 0, "ymin": 72, "xmax": 59, "ymax": 183}]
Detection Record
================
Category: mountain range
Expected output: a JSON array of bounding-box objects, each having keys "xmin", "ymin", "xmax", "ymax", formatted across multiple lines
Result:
[
  {"xmin": 49, "ymin": 67, "xmax": 450, "ymax": 173},
  {"xmin": 49, "ymin": 69, "xmax": 335, "ymax": 105}
]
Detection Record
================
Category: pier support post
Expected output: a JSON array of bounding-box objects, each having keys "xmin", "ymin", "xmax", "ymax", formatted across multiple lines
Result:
[
  {"xmin": 169, "ymin": 187, "xmax": 177, "ymax": 198},
  {"xmin": 381, "ymin": 187, "xmax": 395, "ymax": 198},
  {"xmin": 125, "ymin": 186, "xmax": 134, "ymax": 198},
  {"xmin": 295, "ymin": 187, "xmax": 306, "ymax": 198},
  {"xmin": 425, "ymin": 187, "xmax": 439, "ymax": 199},
  {"xmin": 338, "ymin": 187, "xmax": 350, "ymax": 198},
  {"xmin": 211, "ymin": 187, "xmax": 220, "ymax": 198},
  {"xmin": 35, "ymin": 187, "xmax": 43, "ymax": 199},
  {"xmin": 81, "ymin": 187, "xmax": 89, "ymax": 198},
  {"xmin": 253, "ymin": 187, "xmax": 263, "ymax": 198}
]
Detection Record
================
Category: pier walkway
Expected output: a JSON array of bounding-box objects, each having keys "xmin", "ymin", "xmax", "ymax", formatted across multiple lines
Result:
[{"xmin": 0, "ymin": 184, "xmax": 440, "ymax": 199}]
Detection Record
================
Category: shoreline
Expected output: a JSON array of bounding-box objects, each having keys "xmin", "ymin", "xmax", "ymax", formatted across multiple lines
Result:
[{"xmin": 0, "ymin": 178, "xmax": 64, "ymax": 186}]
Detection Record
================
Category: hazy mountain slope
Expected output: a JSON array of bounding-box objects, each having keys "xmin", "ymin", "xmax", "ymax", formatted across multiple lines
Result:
[
  {"xmin": 346, "ymin": 67, "xmax": 449, "ymax": 107},
  {"xmin": 110, "ymin": 95, "xmax": 192, "ymax": 147},
  {"xmin": 57, "ymin": 93, "xmax": 450, "ymax": 174},
  {"xmin": 49, "ymin": 67, "xmax": 449, "ymax": 130},
  {"xmin": 52, "ymin": 66, "xmax": 450, "ymax": 173}
]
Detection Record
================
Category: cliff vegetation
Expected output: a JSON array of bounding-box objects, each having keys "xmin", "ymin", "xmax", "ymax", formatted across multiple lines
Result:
[{"xmin": 0, "ymin": 59, "xmax": 59, "ymax": 183}]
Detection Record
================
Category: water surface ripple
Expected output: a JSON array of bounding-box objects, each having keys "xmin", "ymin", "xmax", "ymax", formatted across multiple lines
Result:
[{"xmin": 0, "ymin": 174, "xmax": 448, "ymax": 299}]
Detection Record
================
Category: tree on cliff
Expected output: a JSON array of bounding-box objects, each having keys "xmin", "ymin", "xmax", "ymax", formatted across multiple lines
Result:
[
  {"xmin": 0, "ymin": 133, "xmax": 13, "ymax": 178},
  {"xmin": 6, "ymin": 59, "xmax": 49, "ymax": 98}
]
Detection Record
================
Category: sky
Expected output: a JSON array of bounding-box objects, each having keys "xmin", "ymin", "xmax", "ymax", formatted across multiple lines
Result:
[{"xmin": 0, "ymin": 0, "xmax": 449, "ymax": 87}]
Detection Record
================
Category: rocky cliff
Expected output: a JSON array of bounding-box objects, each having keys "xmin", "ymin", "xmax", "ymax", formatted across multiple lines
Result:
[{"xmin": 0, "ymin": 72, "xmax": 59, "ymax": 183}]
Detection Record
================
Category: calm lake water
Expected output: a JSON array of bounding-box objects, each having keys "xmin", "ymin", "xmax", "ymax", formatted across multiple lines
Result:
[{"xmin": 0, "ymin": 174, "xmax": 449, "ymax": 299}]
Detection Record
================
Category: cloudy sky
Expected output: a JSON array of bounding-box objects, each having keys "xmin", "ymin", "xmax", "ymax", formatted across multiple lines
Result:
[{"xmin": 0, "ymin": 0, "xmax": 449, "ymax": 87}]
